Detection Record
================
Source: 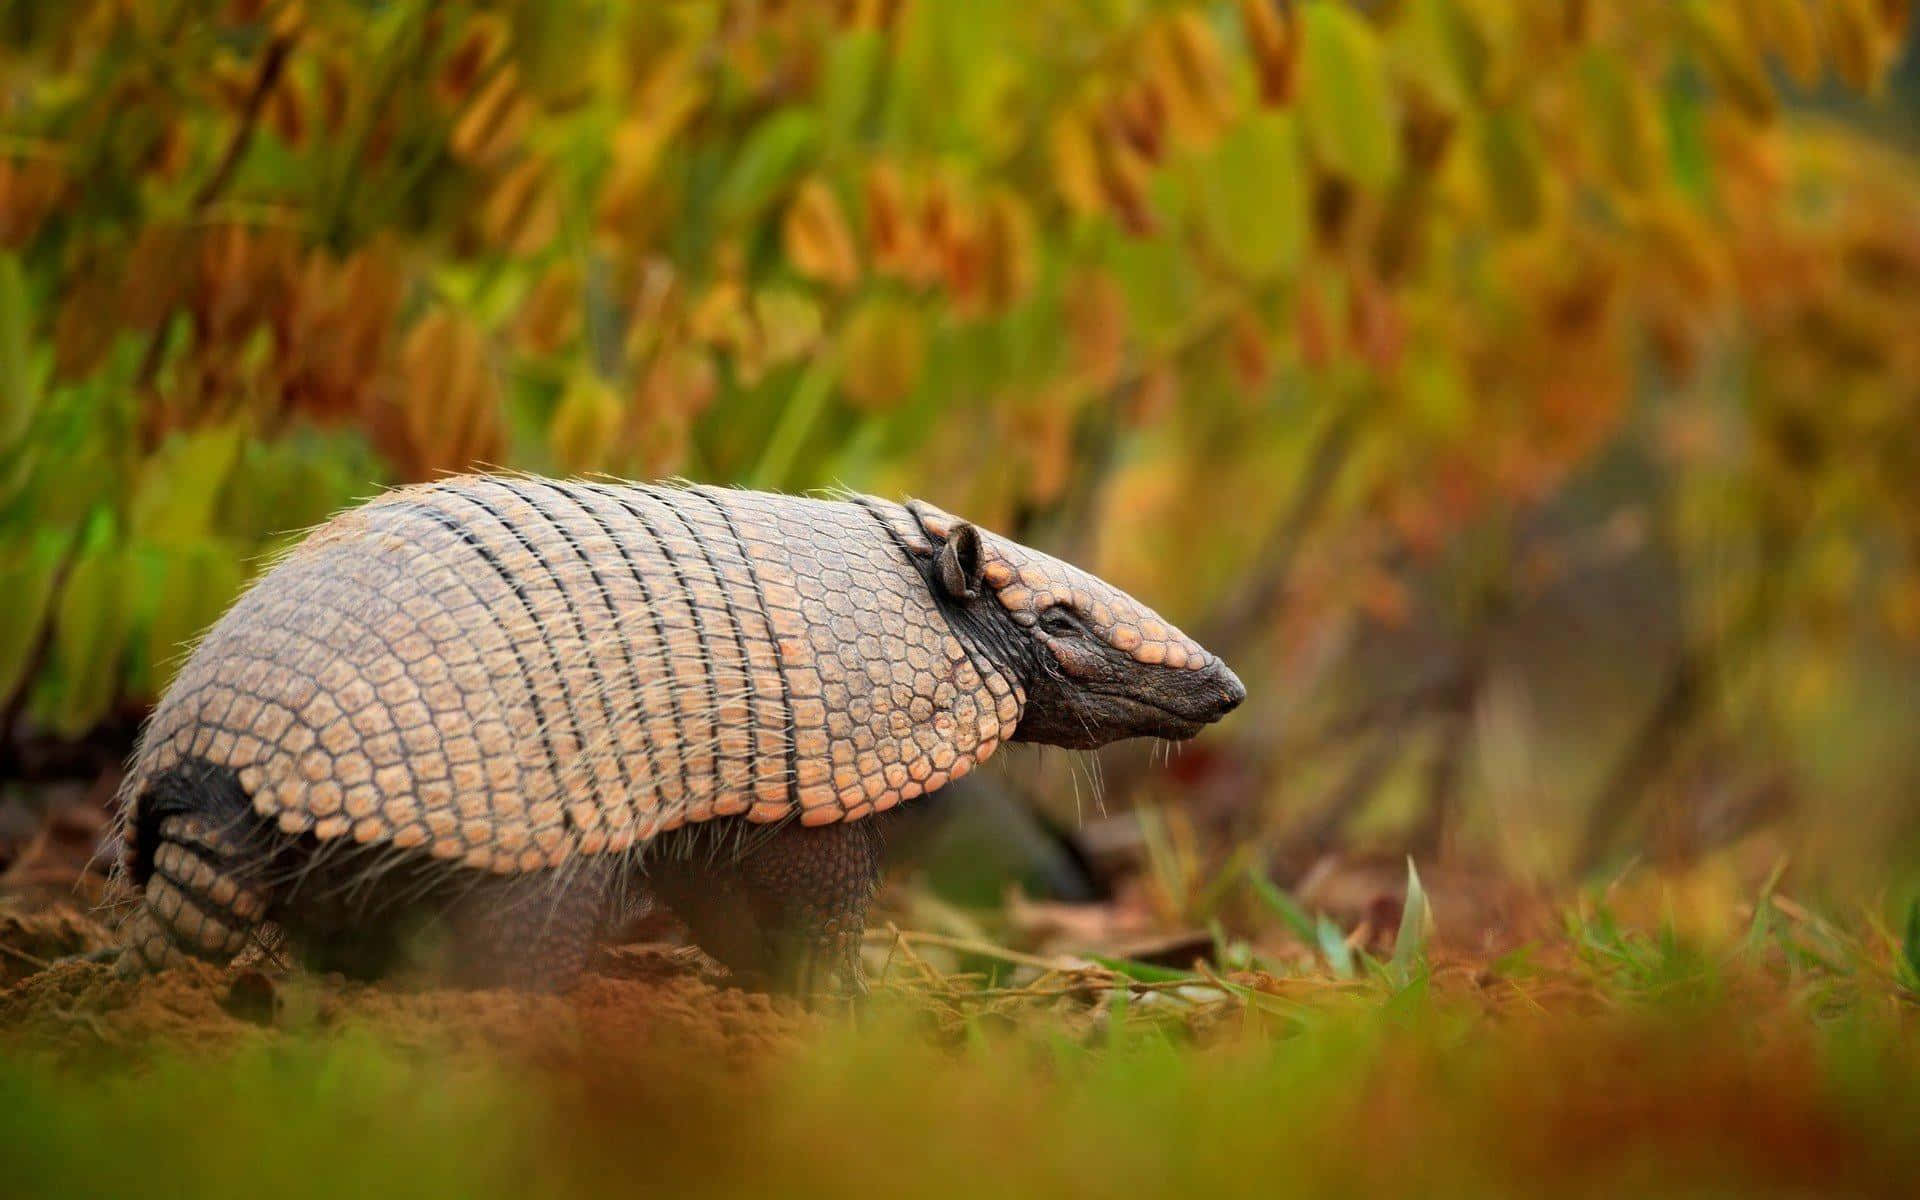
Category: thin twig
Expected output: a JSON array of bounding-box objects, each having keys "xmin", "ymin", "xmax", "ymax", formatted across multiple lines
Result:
[
  {"xmin": 0, "ymin": 940, "xmax": 50, "ymax": 970},
  {"xmin": 135, "ymin": 28, "xmax": 300, "ymax": 404},
  {"xmin": 192, "ymin": 33, "xmax": 297, "ymax": 210},
  {"xmin": 864, "ymin": 927, "xmax": 1078, "ymax": 974}
]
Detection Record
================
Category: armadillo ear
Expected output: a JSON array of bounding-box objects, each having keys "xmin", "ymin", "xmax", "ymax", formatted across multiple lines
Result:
[{"xmin": 935, "ymin": 522, "xmax": 983, "ymax": 601}]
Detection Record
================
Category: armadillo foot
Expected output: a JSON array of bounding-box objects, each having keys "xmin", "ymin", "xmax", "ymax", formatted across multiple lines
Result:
[{"xmin": 647, "ymin": 817, "xmax": 880, "ymax": 1003}]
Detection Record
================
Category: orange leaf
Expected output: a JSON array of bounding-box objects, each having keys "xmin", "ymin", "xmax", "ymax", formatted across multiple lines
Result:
[
  {"xmin": 451, "ymin": 63, "xmax": 530, "ymax": 166},
  {"xmin": 784, "ymin": 176, "xmax": 861, "ymax": 290},
  {"xmin": 516, "ymin": 262, "xmax": 581, "ymax": 358},
  {"xmin": 482, "ymin": 156, "xmax": 560, "ymax": 257},
  {"xmin": 394, "ymin": 309, "xmax": 504, "ymax": 477},
  {"xmin": 1066, "ymin": 269, "xmax": 1128, "ymax": 388}
]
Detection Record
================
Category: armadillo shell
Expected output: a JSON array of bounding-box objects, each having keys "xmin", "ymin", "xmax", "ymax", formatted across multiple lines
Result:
[{"xmin": 122, "ymin": 477, "xmax": 1022, "ymax": 875}]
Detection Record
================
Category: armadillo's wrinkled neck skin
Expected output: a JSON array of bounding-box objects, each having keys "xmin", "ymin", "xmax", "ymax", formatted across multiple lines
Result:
[{"xmin": 841, "ymin": 493, "xmax": 1035, "ymax": 723}]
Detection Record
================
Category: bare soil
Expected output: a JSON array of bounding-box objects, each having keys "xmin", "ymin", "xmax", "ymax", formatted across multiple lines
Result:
[{"xmin": 0, "ymin": 898, "xmax": 815, "ymax": 1071}]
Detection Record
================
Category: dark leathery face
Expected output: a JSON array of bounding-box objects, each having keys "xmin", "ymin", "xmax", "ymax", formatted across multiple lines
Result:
[{"xmin": 908, "ymin": 501, "xmax": 1245, "ymax": 750}]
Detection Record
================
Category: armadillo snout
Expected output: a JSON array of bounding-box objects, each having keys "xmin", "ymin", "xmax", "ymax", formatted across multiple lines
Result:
[{"xmin": 1214, "ymin": 663, "xmax": 1247, "ymax": 716}]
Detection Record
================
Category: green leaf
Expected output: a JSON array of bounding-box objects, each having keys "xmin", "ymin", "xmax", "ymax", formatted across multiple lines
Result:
[
  {"xmin": 1390, "ymin": 856, "xmax": 1432, "ymax": 976},
  {"xmin": 1580, "ymin": 49, "xmax": 1651, "ymax": 191},
  {"xmin": 0, "ymin": 252, "xmax": 38, "ymax": 449},
  {"xmin": 139, "ymin": 540, "xmax": 246, "ymax": 695},
  {"xmin": 715, "ymin": 110, "xmax": 821, "ymax": 228},
  {"xmin": 1197, "ymin": 110, "xmax": 1308, "ymax": 281},
  {"xmin": 0, "ymin": 529, "xmax": 72, "ymax": 703},
  {"xmin": 1300, "ymin": 2, "xmax": 1400, "ymax": 190},
  {"xmin": 755, "ymin": 288, "xmax": 824, "ymax": 367},
  {"xmin": 1397, "ymin": 0, "xmax": 1489, "ymax": 110},
  {"xmin": 1106, "ymin": 973, "xmax": 1131, "ymax": 1028},
  {"xmin": 1107, "ymin": 234, "xmax": 1198, "ymax": 349},
  {"xmin": 48, "ymin": 540, "xmax": 130, "ymax": 737},
  {"xmin": 1662, "ymin": 78, "xmax": 1712, "ymax": 207},
  {"xmin": 1901, "ymin": 896, "xmax": 1920, "ymax": 991},
  {"xmin": 820, "ymin": 30, "xmax": 882, "ymax": 145},
  {"xmin": 1083, "ymin": 954, "xmax": 1200, "ymax": 985},
  {"xmin": 1316, "ymin": 913, "xmax": 1356, "ymax": 977},
  {"xmin": 748, "ymin": 345, "xmax": 840, "ymax": 491},
  {"xmin": 837, "ymin": 297, "xmax": 927, "ymax": 411},
  {"xmin": 1245, "ymin": 866, "xmax": 1319, "ymax": 945},
  {"xmin": 1478, "ymin": 107, "xmax": 1545, "ymax": 231},
  {"xmin": 130, "ymin": 424, "xmax": 246, "ymax": 544}
]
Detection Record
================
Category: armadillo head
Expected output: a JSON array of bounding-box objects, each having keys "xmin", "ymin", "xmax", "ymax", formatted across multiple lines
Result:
[{"xmin": 905, "ymin": 500, "xmax": 1244, "ymax": 750}]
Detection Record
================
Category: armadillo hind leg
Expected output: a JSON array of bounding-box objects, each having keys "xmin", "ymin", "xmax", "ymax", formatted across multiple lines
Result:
[
  {"xmin": 117, "ymin": 767, "xmax": 278, "ymax": 978},
  {"xmin": 432, "ymin": 861, "xmax": 618, "ymax": 992},
  {"xmin": 650, "ymin": 819, "xmax": 881, "ymax": 1000}
]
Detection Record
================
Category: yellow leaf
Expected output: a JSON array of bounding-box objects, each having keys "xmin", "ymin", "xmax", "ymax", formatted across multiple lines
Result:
[
  {"xmin": 636, "ymin": 343, "xmax": 717, "ymax": 426},
  {"xmin": 482, "ymin": 156, "xmax": 560, "ymax": 257},
  {"xmin": 1049, "ymin": 110, "xmax": 1105, "ymax": 219},
  {"xmin": 1744, "ymin": 0, "xmax": 1823, "ymax": 87},
  {"xmin": 451, "ymin": 63, "xmax": 529, "ymax": 167},
  {"xmin": 1578, "ymin": 50, "xmax": 1656, "ymax": 191},
  {"xmin": 597, "ymin": 77, "xmax": 703, "ymax": 241},
  {"xmin": 783, "ymin": 176, "xmax": 861, "ymax": 290},
  {"xmin": 1684, "ymin": 1, "xmax": 1776, "ymax": 123},
  {"xmin": 0, "ymin": 252, "xmax": 35, "ymax": 443},
  {"xmin": 1145, "ymin": 10, "xmax": 1235, "ymax": 148},
  {"xmin": 516, "ymin": 261, "xmax": 581, "ymax": 357},
  {"xmin": 1824, "ymin": 0, "xmax": 1894, "ymax": 91},
  {"xmin": 395, "ymin": 309, "xmax": 504, "ymax": 476},
  {"xmin": 975, "ymin": 188, "xmax": 1036, "ymax": 313},
  {"xmin": 838, "ymin": 299, "xmax": 926, "ymax": 410},
  {"xmin": 1478, "ymin": 108, "xmax": 1545, "ymax": 231},
  {"xmin": 130, "ymin": 424, "xmax": 245, "ymax": 544},
  {"xmin": 549, "ymin": 373, "xmax": 624, "ymax": 473},
  {"xmin": 1882, "ymin": 573, "xmax": 1920, "ymax": 643},
  {"xmin": 754, "ymin": 288, "xmax": 823, "ymax": 367},
  {"xmin": 1300, "ymin": 3, "xmax": 1400, "ymax": 189},
  {"xmin": 689, "ymin": 279, "xmax": 752, "ymax": 356}
]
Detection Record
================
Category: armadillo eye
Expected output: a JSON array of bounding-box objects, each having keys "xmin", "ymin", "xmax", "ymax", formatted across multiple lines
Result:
[{"xmin": 1038, "ymin": 607, "xmax": 1084, "ymax": 638}]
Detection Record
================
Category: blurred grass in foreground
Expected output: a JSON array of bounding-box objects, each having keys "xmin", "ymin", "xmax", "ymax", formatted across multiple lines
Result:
[{"xmin": 4, "ymin": 894, "xmax": 1917, "ymax": 1200}]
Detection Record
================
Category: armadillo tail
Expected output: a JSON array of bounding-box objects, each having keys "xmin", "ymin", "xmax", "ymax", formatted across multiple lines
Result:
[{"xmin": 116, "ymin": 760, "xmax": 276, "ymax": 977}]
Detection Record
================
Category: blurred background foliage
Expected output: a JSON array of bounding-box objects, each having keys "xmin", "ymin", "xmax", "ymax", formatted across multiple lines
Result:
[{"xmin": 1, "ymin": 0, "xmax": 1918, "ymax": 922}]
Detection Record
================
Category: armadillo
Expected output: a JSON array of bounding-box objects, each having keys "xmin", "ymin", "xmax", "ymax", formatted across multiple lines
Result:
[{"xmin": 113, "ymin": 475, "xmax": 1243, "ymax": 991}]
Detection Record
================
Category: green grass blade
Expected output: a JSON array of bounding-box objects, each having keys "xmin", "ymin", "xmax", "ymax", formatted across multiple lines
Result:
[{"xmin": 1391, "ymin": 856, "xmax": 1432, "ymax": 978}]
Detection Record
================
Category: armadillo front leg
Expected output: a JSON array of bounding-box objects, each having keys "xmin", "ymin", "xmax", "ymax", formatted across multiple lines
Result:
[{"xmin": 651, "ymin": 819, "xmax": 881, "ymax": 999}]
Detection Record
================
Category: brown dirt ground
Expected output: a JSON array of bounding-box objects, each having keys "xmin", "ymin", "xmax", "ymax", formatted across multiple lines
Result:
[{"xmin": 0, "ymin": 898, "xmax": 816, "ymax": 1071}]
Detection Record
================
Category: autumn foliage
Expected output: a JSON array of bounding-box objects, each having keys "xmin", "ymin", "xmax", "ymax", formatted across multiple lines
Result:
[{"xmin": 1, "ymin": 1, "xmax": 1917, "ymax": 883}]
